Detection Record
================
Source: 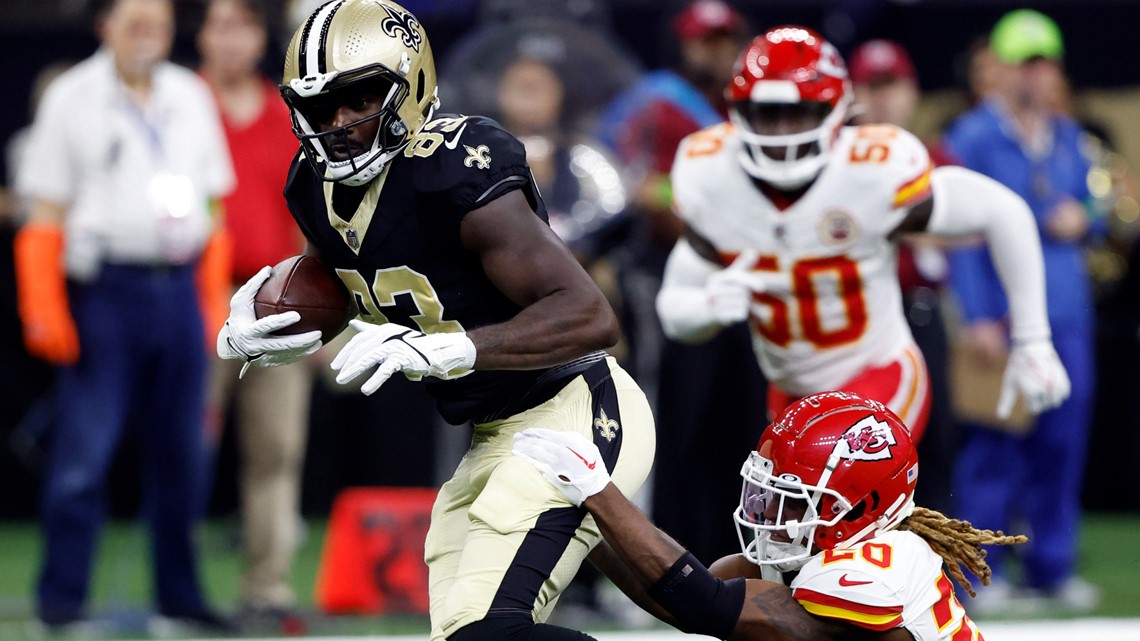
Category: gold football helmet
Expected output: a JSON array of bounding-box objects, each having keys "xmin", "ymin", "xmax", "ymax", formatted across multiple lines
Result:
[{"xmin": 281, "ymin": 0, "xmax": 439, "ymax": 185}]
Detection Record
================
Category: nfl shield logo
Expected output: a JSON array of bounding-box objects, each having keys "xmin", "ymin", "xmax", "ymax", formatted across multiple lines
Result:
[{"xmin": 345, "ymin": 229, "xmax": 359, "ymax": 250}]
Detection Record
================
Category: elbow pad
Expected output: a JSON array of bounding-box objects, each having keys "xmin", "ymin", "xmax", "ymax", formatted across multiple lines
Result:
[{"xmin": 648, "ymin": 552, "xmax": 745, "ymax": 640}]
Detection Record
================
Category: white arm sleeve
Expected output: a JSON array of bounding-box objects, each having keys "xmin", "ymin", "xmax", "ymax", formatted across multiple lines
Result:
[
  {"xmin": 927, "ymin": 166, "xmax": 1050, "ymax": 342},
  {"xmin": 17, "ymin": 80, "xmax": 76, "ymax": 205},
  {"xmin": 655, "ymin": 239, "xmax": 722, "ymax": 343}
]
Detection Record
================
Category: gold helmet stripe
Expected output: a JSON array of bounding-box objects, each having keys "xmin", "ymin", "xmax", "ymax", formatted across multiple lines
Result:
[{"xmin": 300, "ymin": 0, "xmax": 348, "ymax": 77}]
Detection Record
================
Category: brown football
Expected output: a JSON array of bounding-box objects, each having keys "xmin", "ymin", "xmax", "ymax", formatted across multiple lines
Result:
[{"xmin": 253, "ymin": 255, "xmax": 357, "ymax": 342}]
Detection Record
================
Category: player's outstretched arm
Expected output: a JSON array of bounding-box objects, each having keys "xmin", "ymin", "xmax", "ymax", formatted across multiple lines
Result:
[
  {"xmin": 459, "ymin": 189, "xmax": 619, "ymax": 370},
  {"xmin": 900, "ymin": 166, "xmax": 1071, "ymax": 418},
  {"xmin": 514, "ymin": 429, "xmax": 844, "ymax": 641},
  {"xmin": 587, "ymin": 540, "xmax": 679, "ymax": 628}
]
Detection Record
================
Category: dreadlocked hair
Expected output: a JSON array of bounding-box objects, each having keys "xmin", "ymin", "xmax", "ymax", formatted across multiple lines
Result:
[{"xmin": 897, "ymin": 506, "xmax": 1027, "ymax": 598}]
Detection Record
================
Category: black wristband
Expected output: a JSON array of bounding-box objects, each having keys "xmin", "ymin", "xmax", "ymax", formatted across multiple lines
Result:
[{"xmin": 647, "ymin": 551, "xmax": 746, "ymax": 640}]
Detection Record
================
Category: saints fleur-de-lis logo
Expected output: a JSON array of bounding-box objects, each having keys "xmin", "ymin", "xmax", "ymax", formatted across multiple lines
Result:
[
  {"xmin": 594, "ymin": 408, "xmax": 620, "ymax": 442},
  {"xmin": 380, "ymin": 4, "xmax": 422, "ymax": 52},
  {"xmin": 463, "ymin": 144, "xmax": 492, "ymax": 170}
]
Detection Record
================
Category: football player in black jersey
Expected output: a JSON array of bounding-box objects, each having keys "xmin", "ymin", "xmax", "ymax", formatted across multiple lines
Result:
[{"xmin": 216, "ymin": 2, "xmax": 656, "ymax": 640}]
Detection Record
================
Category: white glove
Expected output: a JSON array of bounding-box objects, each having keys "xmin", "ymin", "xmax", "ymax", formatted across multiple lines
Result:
[
  {"xmin": 512, "ymin": 428, "xmax": 611, "ymax": 507},
  {"xmin": 997, "ymin": 337, "xmax": 1072, "ymax": 418},
  {"xmin": 330, "ymin": 320, "xmax": 476, "ymax": 395},
  {"xmin": 705, "ymin": 250, "xmax": 760, "ymax": 325},
  {"xmin": 217, "ymin": 266, "xmax": 322, "ymax": 376}
]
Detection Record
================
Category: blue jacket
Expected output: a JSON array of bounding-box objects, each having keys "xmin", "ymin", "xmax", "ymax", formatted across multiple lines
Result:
[{"xmin": 943, "ymin": 99, "xmax": 1094, "ymax": 332}]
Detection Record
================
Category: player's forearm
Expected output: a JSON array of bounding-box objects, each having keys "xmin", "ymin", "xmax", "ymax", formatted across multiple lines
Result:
[
  {"xmin": 928, "ymin": 166, "xmax": 1051, "ymax": 341},
  {"xmin": 656, "ymin": 285, "xmax": 724, "ymax": 342},
  {"xmin": 467, "ymin": 288, "xmax": 618, "ymax": 370},
  {"xmin": 656, "ymin": 238, "xmax": 727, "ymax": 342},
  {"xmin": 583, "ymin": 484, "xmax": 689, "ymax": 587},
  {"xmin": 587, "ymin": 484, "xmax": 748, "ymax": 640},
  {"xmin": 589, "ymin": 542, "xmax": 680, "ymax": 627}
]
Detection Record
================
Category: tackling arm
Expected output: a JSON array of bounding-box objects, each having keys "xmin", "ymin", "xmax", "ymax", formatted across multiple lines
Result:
[
  {"xmin": 586, "ymin": 482, "xmax": 847, "ymax": 641},
  {"xmin": 587, "ymin": 540, "xmax": 679, "ymax": 628},
  {"xmin": 513, "ymin": 428, "xmax": 837, "ymax": 641}
]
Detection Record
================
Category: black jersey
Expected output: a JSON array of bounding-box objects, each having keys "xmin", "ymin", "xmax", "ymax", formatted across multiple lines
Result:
[{"xmin": 284, "ymin": 114, "xmax": 604, "ymax": 424}]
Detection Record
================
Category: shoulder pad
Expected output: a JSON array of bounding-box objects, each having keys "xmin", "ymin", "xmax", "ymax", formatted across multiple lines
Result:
[
  {"xmin": 842, "ymin": 125, "xmax": 932, "ymax": 209},
  {"xmin": 407, "ymin": 114, "xmax": 529, "ymax": 197},
  {"xmin": 674, "ymin": 122, "xmax": 736, "ymax": 169},
  {"xmin": 791, "ymin": 543, "xmax": 906, "ymax": 632},
  {"xmin": 671, "ymin": 123, "xmax": 736, "ymax": 224}
]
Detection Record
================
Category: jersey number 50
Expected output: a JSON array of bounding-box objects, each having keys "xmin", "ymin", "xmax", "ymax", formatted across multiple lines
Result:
[{"xmin": 749, "ymin": 255, "xmax": 868, "ymax": 349}]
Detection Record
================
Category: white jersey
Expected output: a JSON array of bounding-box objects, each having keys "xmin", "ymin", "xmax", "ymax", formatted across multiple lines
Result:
[
  {"xmin": 791, "ymin": 531, "xmax": 983, "ymax": 640},
  {"xmin": 671, "ymin": 123, "xmax": 932, "ymax": 395}
]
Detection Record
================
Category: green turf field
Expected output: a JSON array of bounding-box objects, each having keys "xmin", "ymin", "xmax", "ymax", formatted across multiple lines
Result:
[{"xmin": 0, "ymin": 512, "xmax": 1136, "ymax": 638}]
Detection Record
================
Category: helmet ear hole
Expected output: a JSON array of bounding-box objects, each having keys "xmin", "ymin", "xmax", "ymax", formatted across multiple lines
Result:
[
  {"xmin": 842, "ymin": 497, "xmax": 868, "ymax": 522},
  {"xmin": 416, "ymin": 69, "xmax": 426, "ymax": 103}
]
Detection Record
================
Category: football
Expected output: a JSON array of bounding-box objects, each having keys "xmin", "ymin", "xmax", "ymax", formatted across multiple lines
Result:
[{"xmin": 254, "ymin": 255, "xmax": 357, "ymax": 342}]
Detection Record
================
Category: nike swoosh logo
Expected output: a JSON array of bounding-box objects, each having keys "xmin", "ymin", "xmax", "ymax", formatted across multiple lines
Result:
[
  {"xmin": 838, "ymin": 574, "xmax": 873, "ymax": 587},
  {"xmin": 567, "ymin": 446, "xmax": 597, "ymax": 470},
  {"xmin": 443, "ymin": 122, "xmax": 468, "ymax": 149}
]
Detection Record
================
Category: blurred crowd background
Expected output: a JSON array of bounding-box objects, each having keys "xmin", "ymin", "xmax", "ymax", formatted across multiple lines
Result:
[{"xmin": 1, "ymin": 0, "xmax": 1139, "ymax": 636}]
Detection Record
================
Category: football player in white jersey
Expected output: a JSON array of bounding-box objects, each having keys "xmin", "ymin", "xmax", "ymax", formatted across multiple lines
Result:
[
  {"xmin": 512, "ymin": 391, "xmax": 1025, "ymax": 641},
  {"xmin": 656, "ymin": 26, "xmax": 1070, "ymax": 439}
]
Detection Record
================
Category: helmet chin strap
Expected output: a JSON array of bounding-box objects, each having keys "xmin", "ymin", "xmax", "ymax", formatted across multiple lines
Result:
[
  {"xmin": 330, "ymin": 94, "xmax": 438, "ymax": 186},
  {"xmin": 732, "ymin": 96, "xmax": 850, "ymax": 189},
  {"xmin": 737, "ymin": 137, "xmax": 828, "ymax": 189},
  {"xmin": 835, "ymin": 493, "xmax": 915, "ymax": 549},
  {"xmin": 760, "ymin": 537, "xmax": 813, "ymax": 572}
]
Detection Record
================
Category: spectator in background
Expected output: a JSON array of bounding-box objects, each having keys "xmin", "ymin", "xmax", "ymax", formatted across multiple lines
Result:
[
  {"xmin": 942, "ymin": 9, "xmax": 1100, "ymax": 612},
  {"xmin": 495, "ymin": 56, "xmax": 626, "ymax": 263},
  {"xmin": 965, "ymin": 38, "xmax": 1002, "ymax": 106},
  {"xmin": 596, "ymin": 0, "xmax": 766, "ymax": 565},
  {"xmin": 848, "ymin": 39, "xmax": 957, "ymax": 514},
  {"xmin": 1, "ymin": 62, "xmax": 71, "ymax": 485},
  {"xmin": 13, "ymin": 0, "xmax": 233, "ymax": 632},
  {"xmin": 196, "ymin": 0, "xmax": 310, "ymax": 633}
]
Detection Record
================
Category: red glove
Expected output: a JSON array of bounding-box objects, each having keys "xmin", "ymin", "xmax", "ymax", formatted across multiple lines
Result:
[{"xmin": 14, "ymin": 222, "xmax": 79, "ymax": 365}]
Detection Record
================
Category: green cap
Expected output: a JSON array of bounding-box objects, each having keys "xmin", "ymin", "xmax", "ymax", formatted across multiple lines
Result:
[{"xmin": 990, "ymin": 9, "xmax": 1064, "ymax": 64}]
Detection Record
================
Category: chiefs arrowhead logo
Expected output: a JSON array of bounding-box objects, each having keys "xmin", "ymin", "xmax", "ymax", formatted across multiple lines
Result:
[{"xmin": 834, "ymin": 415, "xmax": 897, "ymax": 461}]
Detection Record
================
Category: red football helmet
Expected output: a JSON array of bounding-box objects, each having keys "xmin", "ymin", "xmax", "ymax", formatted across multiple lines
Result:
[
  {"xmin": 734, "ymin": 391, "xmax": 918, "ymax": 571},
  {"xmin": 725, "ymin": 26, "xmax": 851, "ymax": 189}
]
